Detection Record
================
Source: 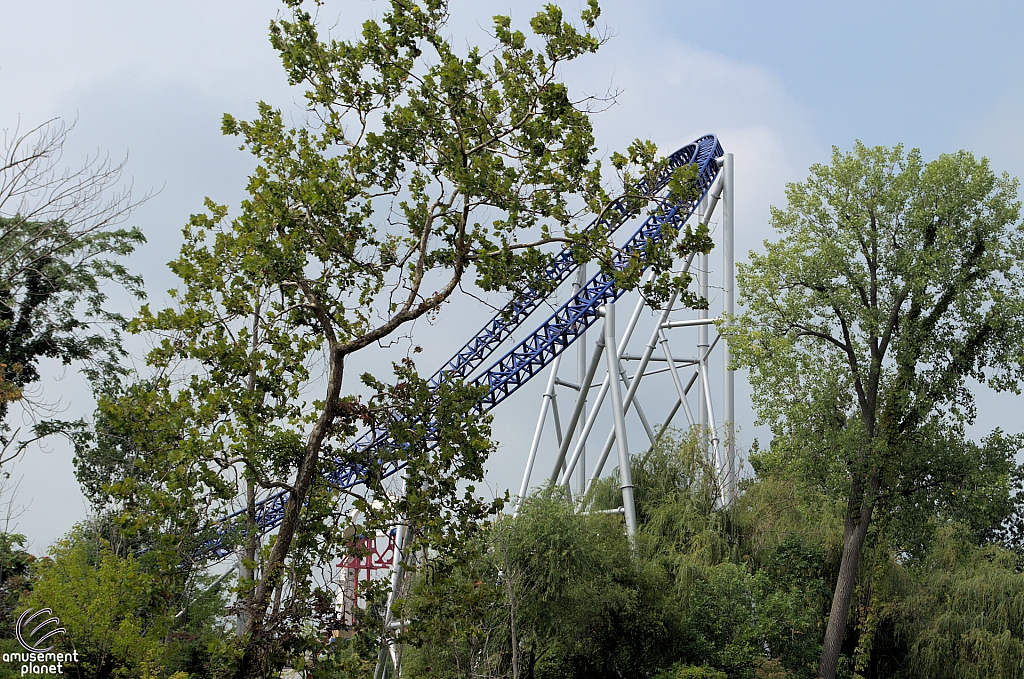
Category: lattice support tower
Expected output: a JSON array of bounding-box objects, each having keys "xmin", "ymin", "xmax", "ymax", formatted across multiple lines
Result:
[
  {"xmin": 516, "ymin": 153, "xmax": 736, "ymax": 531},
  {"xmin": 194, "ymin": 135, "xmax": 735, "ymax": 679}
]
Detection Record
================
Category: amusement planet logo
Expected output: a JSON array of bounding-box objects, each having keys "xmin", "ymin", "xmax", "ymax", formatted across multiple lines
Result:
[{"xmin": 4, "ymin": 608, "xmax": 77, "ymax": 676}]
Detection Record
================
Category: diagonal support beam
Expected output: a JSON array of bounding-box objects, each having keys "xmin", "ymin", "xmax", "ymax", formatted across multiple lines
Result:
[
  {"xmin": 561, "ymin": 253, "xmax": 697, "ymax": 486},
  {"xmin": 516, "ymin": 354, "xmax": 563, "ymax": 509}
]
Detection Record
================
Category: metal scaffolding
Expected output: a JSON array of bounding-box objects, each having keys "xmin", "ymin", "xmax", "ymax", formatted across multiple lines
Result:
[
  {"xmin": 516, "ymin": 153, "xmax": 736, "ymax": 532},
  {"xmin": 202, "ymin": 136, "xmax": 735, "ymax": 679},
  {"xmin": 372, "ymin": 150, "xmax": 736, "ymax": 678}
]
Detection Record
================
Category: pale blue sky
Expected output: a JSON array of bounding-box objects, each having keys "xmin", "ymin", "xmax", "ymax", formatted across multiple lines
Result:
[{"xmin": 2, "ymin": 0, "xmax": 1023, "ymax": 549}]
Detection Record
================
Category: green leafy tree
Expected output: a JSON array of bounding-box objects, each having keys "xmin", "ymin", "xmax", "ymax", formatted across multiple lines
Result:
[
  {"xmin": 65, "ymin": 378, "xmax": 239, "ymax": 678},
  {"xmin": 882, "ymin": 524, "xmax": 1024, "ymax": 679},
  {"xmin": 19, "ymin": 522, "xmax": 227, "ymax": 679},
  {"xmin": 20, "ymin": 529, "xmax": 162, "ymax": 679},
  {"xmin": 403, "ymin": 494, "xmax": 683, "ymax": 679},
  {"xmin": 0, "ymin": 532, "xmax": 32, "ymax": 633},
  {"xmin": 595, "ymin": 433, "xmax": 840, "ymax": 678},
  {"xmin": 655, "ymin": 665, "xmax": 727, "ymax": 679},
  {"xmin": 71, "ymin": 379, "xmax": 238, "ymax": 566},
  {"xmin": 0, "ymin": 118, "xmax": 146, "ymax": 464},
  {"xmin": 402, "ymin": 433, "xmax": 843, "ymax": 679},
  {"xmin": 115, "ymin": 0, "xmax": 709, "ymax": 676},
  {"xmin": 729, "ymin": 142, "xmax": 1024, "ymax": 678},
  {"xmin": 832, "ymin": 521, "xmax": 1024, "ymax": 679}
]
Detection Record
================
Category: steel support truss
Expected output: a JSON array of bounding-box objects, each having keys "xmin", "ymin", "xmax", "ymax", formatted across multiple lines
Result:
[
  {"xmin": 517, "ymin": 153, "xmax": 736, "ymax": 532},
  {"xmin": 201, "ymin": 135, "xmax": 725, "ymax": 559},
  {"xmin": 373, "ymin": 152, "xmax": 736, "ymax": 679},
  {"xmin": 219, "ymin": 139, "xmax": 733, "ymax": 679}
]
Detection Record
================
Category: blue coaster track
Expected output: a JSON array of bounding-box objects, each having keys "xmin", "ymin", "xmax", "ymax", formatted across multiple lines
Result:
[{"xmin": 204, "ymin": 134, "xmax": 724, "ymax": 558}]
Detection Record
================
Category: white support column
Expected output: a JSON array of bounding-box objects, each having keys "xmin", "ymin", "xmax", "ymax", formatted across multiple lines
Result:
[
  {"xmin": 575, "ymin": 264, "xmax": 587, "ymax": 494},
  {"xmin": 660, "ymin": 329, "xmax": 697, "ymax": 428},
  {"xmin": 617, "ymin": 363, "xmax": 655, "ymax": 444},
  {"xmin": 603, "ymin": 302, "xmax": 638, "ymax": 538},
  {"xmin": 722, "ymin": 152, "xmax": 736, "ymax": 505},
  {"xmin": 551, "ymin": 281, "xmax": 651, "ymax": 484},
  {"xmin": 550, "ymin": 392, "xmax": 564, "ymax": 450},
  {"xmin": 569, "ymin": 250, "xmax": 697, "ymax": 488},
  {"xmin": 698, "ymin": 198, "xmax": 709, "ymax": 438},
  {"xmin": 565, "ymin": 282, "xmax": 686, "ymax": 486},
  {"xmin": 521, "ymin": 156, "xmax": 735, "ymax": 526}
]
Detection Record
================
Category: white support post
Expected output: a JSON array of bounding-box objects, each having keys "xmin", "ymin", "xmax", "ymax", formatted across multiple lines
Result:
[
  {"xmin": 660, "ymin": 329, "xmax": 697, "ymax": 427},
  {"xmin": 698, "ymin": 198, "xmax": 709, "ymax": 439},
  {"xmin": 575, "ymin": 264, "xmax": 588, "ymax": 494},
  {"xmin": 617, "ymin": 363, "xmax": 655, "ymax": 443},
  {"xmin": 700, "ymin": 350, "xmax": 724, "ymax": 502},
  {"xmin": 551, "ymin": 281, "xmax": 651, "ymax": 483},
  {"xmin": 550, "ymin": 392, "xmax": 564, "ymax": 450},
  {"xmin": 722, "ymin": 152, "xmax": 736, "ymax": 506},
  {"xmin": 517, "ymin": 353, "xmax": 562, "ymax": 509},
  {"xmin": 561, "ymin": 372, "xmax": 606, "ymax": 483},
  {"xmin": 564, "ymin": 283, "xmax": 685, "ymax": 486},
  {"xmin": 567, "ymin": 250, "xmax": 696, "ymax": 487},
  {"xmin": 603, "ymin": 303, "xmax": 638, "ymax": 538},
  {"xmin": 522, "ymin": 157, "xmax": 735, "ymax": 526},
  {"xmin": 375, "ymin": 475, "xmax": 409, "ymax": 679}
]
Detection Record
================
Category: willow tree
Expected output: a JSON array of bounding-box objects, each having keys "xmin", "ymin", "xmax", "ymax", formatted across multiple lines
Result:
[
  {"xmin": 123, "ymin": 0, "xmax": 707, "ymax": 675},
  {"xmin": 730, "ymin": 143, "xmax": 1024, "ymax": 679}
]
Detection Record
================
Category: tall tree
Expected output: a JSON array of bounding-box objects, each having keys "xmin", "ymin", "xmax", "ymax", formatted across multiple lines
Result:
[
  {"xmin": 126, "ymin": 0, "xmax": 707, "ymax": 675},
  {"xmin": 729, "ymin": 142, "xmax": 1024, "ymax": 679},
  {"xmin": 0, "ymin": 119, "xmax": 145, "ymax": 464}
]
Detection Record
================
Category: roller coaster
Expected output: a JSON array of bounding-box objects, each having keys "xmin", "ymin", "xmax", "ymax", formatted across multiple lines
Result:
[{"xmin": 203, "ymin": 133, "xmax": 735, "ymax": 568}]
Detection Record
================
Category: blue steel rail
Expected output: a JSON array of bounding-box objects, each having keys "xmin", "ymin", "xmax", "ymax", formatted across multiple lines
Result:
[
  {"xmin": 203, "ymin": 134, "xmax": 724, "ymax": 557},
  {"xmin": 426, "ymin": 136, "xmax": 715, "ymax": 389}
]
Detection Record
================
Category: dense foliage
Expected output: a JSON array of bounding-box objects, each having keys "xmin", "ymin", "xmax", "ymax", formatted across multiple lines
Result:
[
  {"xmin": 728, "ymin": 141, "xmax": 1024, "ymax": 678},
  {"xmin": 14, "ymin": 520, "xmax": 226, "ymax": 679},
  {"xmin": 3, "ymin": 2, "xmax": 1024, "ymax": 679},
  {"xmin": 394, "ymin": 431, "xmax": 1024, "ymax": 679},
  {"xmin": 63, "ymin": 1, "xmax": 711, "ymax": 676},
  {"xmin": 0, "ymin": 117, "xmax": 145, "ymax": 464}
]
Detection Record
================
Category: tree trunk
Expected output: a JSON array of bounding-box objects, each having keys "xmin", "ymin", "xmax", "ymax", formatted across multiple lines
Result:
[
  {"xmin": 818, "ymin": 484, "xmax": 876, "ymax": 679},
  {"xmin": 235, "ymin": 349, "xmax": 344, "ymax": 676}
]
